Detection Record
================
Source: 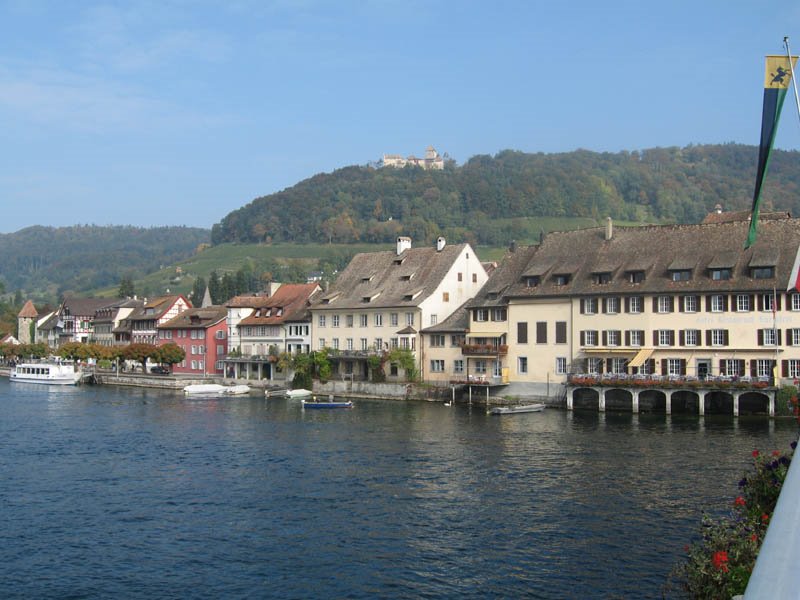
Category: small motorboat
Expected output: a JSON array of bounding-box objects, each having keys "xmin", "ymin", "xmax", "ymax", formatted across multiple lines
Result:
[
  {"xmin": 489, "ymin": 403, "xmax": 545, "ymax": 415},
  {"xmin": 184, "ymin": 384, "xmax": 251, "ymax": 396},
  {"xmin": 285, "ymin": 388, "xmax": 313, "ymax": 399},
  {"xmin": 302, "ymin": 397, "xmax": 353, "ymax": 409}
]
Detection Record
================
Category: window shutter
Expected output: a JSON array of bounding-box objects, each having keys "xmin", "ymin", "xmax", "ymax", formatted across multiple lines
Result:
[
  {"xmin": 757, "ymin": 329, "xmax": 764, "ymax": 346},
  {"xmin": 679, "ymin": 330, "xmax": 685, "ymax": 346},
  {"xmin": 602, "ymin": 330, "xmax": 608, "ymax": 346},
  {"xmin": 738, "ymin": 360, "xmax": 745, "ymax": 377},
  {"xmin": 669, "ymin": 330, "xmax": 675, "ymax": 346},
  {"xmin": 777, "ymin": 329, "xmax": 783, "ymax": 345},
  {"xmin": 625, "ymin": 330, "xmax": 630, "ymax": 345},
  {"xmin": 536, "ymin": 322, "xmax": 547, "ymax": 344},
  {"xmin": 661, "ymin": 359, "xmax": 667, "ymax": 375},
  {"xmin": 624, "ymin": 297, "xmax": 630, "ymax": 313},
  {"xmin": 556, "ymin": 321, "xmax": 567, "ymax": 344},
  {"xmin": 680, "ymin": 359, "xmax": 686, "ymax": 375},
  {"xmin": 749, "ymin": 295, "xmax": 755, "ymax": 311},
  {"xmin": 647, "ymin": 358, "xmax": 655, "ymax": 374},
  {"xmin": 723, "ymin": 295, "xmax": 729, "ymax": 311},
  {"xmin": 776, "ymin": 294, "xmax": 782, "ymax": 310},
  {"xmin": 679, "ymin": 297, "xmax": 685, "ymax": 313},
  {"xmin": 653, "ymin": 330, "xmax": 659, "ymax": 345},
  {"xmin": 517, "ymin": 322, "xmax": 528, "ymax": 344},
  {"xmin": 580, "ymin": 299, "xmax": 585, "ymax": 314},
  {"xmin": 580, "ymin": 331, "xmax": 585, "ymax": 346},
  {"xmin": 758, "ymin": 295, "xmax": 764, "ymax": 311},
  {"xmin": 724, "ymin": 330, "xmax": 729, "ymax": 346},
  {"xmin": 705, "ymin": 330, "xmax": 711, "ymax": 346},
  {"xmin": 783, "ymin": 360, "xmax": 789, "ymax": 377},
  {"xmin": 669, "ymin": 297, "xmax": 675, "ymax": 312},
  {"xmin": 719, "ymin": 359, "xmax": 726, "ymax": 375},
  {"xmin": 652, "ymin": 297, "xmax": 659, "ymax": 312},
  {"xmin": 602, "ymin": 298, "xmax": 607, "ymax": 313},
  {"xmin": 750, "ymin": 359, "xmax": 757, "ymax": 377},
  {"xmin": 705, "ymin": 295, "xmax": 713, "ymax": 312}
]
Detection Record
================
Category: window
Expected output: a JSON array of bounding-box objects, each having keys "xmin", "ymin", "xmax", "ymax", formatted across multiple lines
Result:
[
  {"xmin": 492, "ymin": 308, "xmax": 507, "ymax": 321},
  {"xmin": 606, "ymin": 330, "xmax": 620, "ymax": 346},
  {"xmin": 390, "ymin": 313, "xmax": 398, "ymax": 327},
  {"xmin": 443, "ymin": 292, "xmax": 449, "ymax": 302},
  {"xmin": 374, "ymin": 313, "xmax": 383, "ymax": 327},
  {"xmin": 390, "ymin": 363, "xmax": 398, "ymax": 376},
  {"xmin": 191, "ymin": 345, "xmax": 197, "ymax": 355},
  {"xmin": 762, "ymin": 328, "xmax": 777, "ymax": 346},
  {"xmin": 752, "ymin": 267, "xmax": 775, "ymax": 279},
  {"xmin": 628, "ymin": 271, "xmax": 645, "ymax": 283},
  {"xmin": 583, "ymin": 298, "xmax": 598, "ymax": 315},
  {"xmin": 332, "ymin": 338, "xmax": 340, "ymax": 350},
  {"xmin": 556, "ymin": 322, "xmax": 567, "ymax": 344},
  {"xmin": 683, "ymin": 296, "xmax": 698, "ymax": 313},
  {"xmin": 587, "ymin": 358, "xmax": 602, "ymax": 374},
  {"xmin": 554, "ymin": 274, "xmax": 570, "ymax": 286},
  {"xmin": 789, "ymin": 359, "xmax": 800, "ymax": 378},
  {"xmin": 536, "ymin": 322, "xmax": 547, "ymax": 344},
  {"xmin": 710, "ymin": 295, "xmax": 724, "ymax": 313},
  {"xmin": 191, "ymin": 360, "xmax": 197, "ymax": 370},
  {"xmin": 684, "ymin": 329, "xmax": 698, "ymax": 346},
  {"xmin": 657, "ymin": 296, "xmax": 672, "ymax": 313},
  {"xmin": 359, "ymin": 314, "xmax": 368, "ymax": 327},
  {"xmin": 736, "ymin": 295, "xmax": 751, "ymax": 312},
  {"xmin": 791, "ymin": 329, "xmax": 800, "ymax": 346},
  {"xmin": 453, "ymin": 360, "xmax": 464, "ymax": 374},
  {"xmin": 430, "ymin": 314, "xmax": 438, "ymax": 325},
  {"xmin": 762, "ymin": 294, "xmax": 775, "ymax": 312},
  {"xmin": 792, "ymin": 294, "xmax": 800, "ymax": 311},
  {"xmin": 525, "ymin": 276, "xmax": 540, "ymax": 288},
  {"xmin": 319, "ymin": 338, "xmax": 326, "ymax": 349},
  {"xmin": 332, "ymin": 315, "xmax": 339, "ymax": 327},
  {"xmin": 430, "ymin": 360, "xmax": 445, "ymax": 373},
  {"xmin": 658, "ymin": 330, "xmax": 673, "ymax": 346},
  {"xmin": 606, "ymin": 297, "xmax": 620, "ymax": 314},
  {"xmin": 517, "ymin": 322, "xmax": 528, "ymax": 344},
  {"xmin": 757, "ymin": 359, "xmax": 773, "ymax": 377},
  {"xmin": 583, "ymin": 330, "xmax": 598, "ymax": 346},
  {"xmin": 360, "ymin": 338, "xmax": 368, "ymax": 350},
  {"xmin": 457, "ymin": 272, "xmax": 463, "ymax": 282},
  {"xmin": 711, "ymin": 268, "xmax": 731, "ymax": 281},
  {"xmin": 215, "ymin": 361, "xmax": 223, "ymax": 371},
  {"xmin": 475, "ymin": 309, "xmax": 489, "ymax": 322},
  {"xmin": 711, "ymin": 329, "xmax": 727, "ymax": 346},
  {"xmin": 610, "ymin": 358, "xmax": 626, "ymax": 373},
  {"xmin": 390, "ymin": 338, "xmax": 398, "ymax": 349},
  {"xmin": 346, "ymin": 314, "xmax": 354, "ymax": 327},
  {"xmin": 374, "ymin": 337, "xmax": 383, "ymax": 350},
  {"xmin": 724, "ymin": 359, "xmax": 743, "ymax": 377},
  {"xmin": 667, "ymin": 359, "xmax": 683, "ymax": 376},
  {"xmin": 593, "ymin": 272, "xmax": 611, "ymax": 284},
  {"xmin": 629, "ymin": 330, "xmax": 643, "ymax": 347},
  {"xmin": 405, "ymin": 312, "xmax": 415, "ymax": 326},
  {"xmin": 518, "ymin": 357, "xmax": 528, "ymax": 374},
  {"xmin": 671, "ymin": 270, "xmax": 691, "ymax": 281},
  {"xmin": 628, "ymin": 296, "xmax": 643, "ymax": 313},
  {"xmin": 400, "ymin": 338, "xmax": 410, "ymax": 349},
  {"xmin": 217, "ymin": 345, "xmax": 224, "ymax": 355},
  {"xmin": 346, "ymin": 338, "xmax": 354, "ymax": 351},
  {"xmin": 474, "ymin": 360, "xmax": 487, "ymax": 374},
  {"xmin": 430, "ymin": 335, "xmax": 445, "ymax": 347},
  {"xmin": 451, "ymin": 334, "xmax": 465, "ymax": 347},
  {"xmin": 556, "ymin": 357, "xmax": 567, "ymax": 375},
  {"xmin": 472, "ymin": 273, "xmax": 477, "ymax": 283}
]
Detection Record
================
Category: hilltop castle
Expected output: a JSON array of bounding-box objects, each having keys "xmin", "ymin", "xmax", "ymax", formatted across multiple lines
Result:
[{"xmin": 381, "ymin": 146, "xmax": 444, "ymax": 170}]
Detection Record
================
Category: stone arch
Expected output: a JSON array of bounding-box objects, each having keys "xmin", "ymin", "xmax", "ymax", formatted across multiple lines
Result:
[
  {"xmin": 638, "ymin": 389, "xmax": 667, "ymax": 413},
  {"xmin": 738, "ymin": 392, "xmax": 771, "ymax": 416},
  {"xmin": 572, "ymin": 387, "xmax": 600, "ymax": 411},
  {"xmin": 705, "ymin": 390, "xmax": 734, "ymax": 415},
  {"xmin": 604, "ymin": 388, "xmax": 633, "ymax": 412},
  {"xmin": 671, "ymin": 390, "xmax": 700, "ymax": 414}
]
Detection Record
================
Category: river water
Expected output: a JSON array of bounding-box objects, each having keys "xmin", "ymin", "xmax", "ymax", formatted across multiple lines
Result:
[{"xmin": 0, "ymin": 380, "xmax": 796, "ymax": 599}]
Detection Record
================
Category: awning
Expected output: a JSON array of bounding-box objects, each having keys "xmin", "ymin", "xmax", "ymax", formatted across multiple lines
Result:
[
  {"xmin": 628, "ymin": 348, "xmax": 654, "ymax": 368},
  {"xmin": 466, "ymin": 332, "xmax": 505, "ymax": 338}
]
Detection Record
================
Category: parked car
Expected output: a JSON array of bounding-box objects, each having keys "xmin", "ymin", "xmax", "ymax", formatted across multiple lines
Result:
[{"xmin": 150, "ymin": 365, "xmax": 170, "ymax": 375}]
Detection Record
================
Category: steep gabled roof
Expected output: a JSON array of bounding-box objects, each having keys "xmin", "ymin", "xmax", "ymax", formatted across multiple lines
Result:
[
  {"xmin": 18, "ymin": 300, "xmax": 38, "ymax": 318},
  {"xmin": 238, "ymin": 283, "xmax": 320, "ymax": 326},
  {"xmin": 128, "ymin": 295, "xmax": 189, "ymax": 321},
  {"xmin": 61, "ymin": 296, "xmax": 117, "ymax": 316},
  {"xmin": 158, "ymin": 306, "xmax": 227, "ymax": 329},
  {"xmin": 312, "ymin": 243, "xmax": 469, "ymax": 310},
  {"xmin": 470, "ymin": 216, "xmax": 800, "ymax": 305}
]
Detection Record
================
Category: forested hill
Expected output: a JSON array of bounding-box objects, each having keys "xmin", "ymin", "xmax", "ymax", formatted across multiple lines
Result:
[
  {"xmin": 0, "ymin": 225, "xmax": 209, "ymax": 298},
  {"xmin": 212, "ymin": 144, "xmax": 800, "ymax": 247}
]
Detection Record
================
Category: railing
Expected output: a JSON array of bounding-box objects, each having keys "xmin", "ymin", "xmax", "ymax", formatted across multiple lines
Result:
[
  {"xmin": 567, "ymin": 373, "xmax": 772, "ymax": 390},
  {"xmin": 461, "ymin": 344, "xmax": 508, "ymax": 356},
  {"xmin": 744, "ymin": 454, "xmax": 800, "ymax": 599}
]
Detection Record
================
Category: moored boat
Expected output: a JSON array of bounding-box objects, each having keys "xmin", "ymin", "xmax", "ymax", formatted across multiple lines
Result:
[
  {"xmin": 285, "ymin": 388, "xmax": 313, "ymax": 399},
  {"xmin": 184, "ymin": 384, "xmax": 251, "ymax": 396},
  {"xmin": 489, "ymin": 403, "xmax": 545, "ymax": 415},
  {"xmin": 302, "ymin": 398, "xmax": 353, "ymax": 409},
  {"xmin": 10, "ymin": 360, "xmax": 82, "ymax": 386}
]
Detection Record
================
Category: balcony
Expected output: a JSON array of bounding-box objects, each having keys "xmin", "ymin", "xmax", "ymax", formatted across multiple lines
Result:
[
  {"xmin": 567, "ymin": 373, "xmax": 773, "ymax": 390},
  {"xmin": 461, "ymin": 343, "xmax": 508, "ymax": 357}
]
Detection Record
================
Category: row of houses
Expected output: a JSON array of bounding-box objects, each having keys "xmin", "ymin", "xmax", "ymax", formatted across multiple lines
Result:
[{"xmin": 15, "ymin": 211, "xmax": 800, "ymax": 401}]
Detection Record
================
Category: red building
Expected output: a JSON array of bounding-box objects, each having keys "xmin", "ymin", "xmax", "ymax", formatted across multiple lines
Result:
[{"xmin": 157, "ymin": 306, "xmax": 227, "ymax": 376}]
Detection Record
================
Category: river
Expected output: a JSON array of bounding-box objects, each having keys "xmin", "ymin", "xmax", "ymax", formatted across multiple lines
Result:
[{"xmin": 0, "ymin": 380, "xmax": 796, "ymax": 599}]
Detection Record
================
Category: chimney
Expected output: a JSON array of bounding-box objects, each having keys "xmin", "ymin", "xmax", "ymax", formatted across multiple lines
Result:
[
  {"xmin": 436, "ymin": 237, "xmax": 446, "ymax": 252},
  {"xmin": 509, "ymin": 240, "xmax": 516, "ymax": 253},
  {"xmin": 714, "ymin": 203, "xmax": 723, "ymax": 214},
  {"xmin": 396, "ymin": 236, "xmax": 412, "ymax": 255},
  {"xmin": 605, "ymin": 217, "xmax": 613, "ymax": 241}
]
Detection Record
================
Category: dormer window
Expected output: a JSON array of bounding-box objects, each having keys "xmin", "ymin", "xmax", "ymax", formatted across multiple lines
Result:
[
  {"xmin": 524, "ymin": 276, "xmax": 540, "ymax": 288},
  {"xmin": 593, "ymin": 272, "xmax": 611, "ymax": 284},
  {"xmin": 487, "ymin": 292, "xmax": 498, "ymax": 300},
  {"xmin": 671, "ymin": 270, "xmax": 691, "ymax": 282},
  {"xmin": 554, "ymin": 274, "xmax": 570, "ymax": 286},
  {"xmin": 711, "ymin": 268, "xmax": 731, "ymax": 281},
  {"xmin": 361, "ymin": 274, "xmax": 375, "ymax": 284},
  {"xmin": 627, "ymin": 271, "xmax": 645, "ymax": 284},
  {"xmin": 752, "ymin": 266, "xmax": 775, "ymax": 279},
  {"xmin": 276, "ymin": 308, "xmax": 283, "ymax": 316},
  {"xmin": 400, "ymin": 273, "xmax": 415, "ymax": 281},
  {"xmin": 393, "ymin": 257, "xmax": 405, "ymax": 265}
]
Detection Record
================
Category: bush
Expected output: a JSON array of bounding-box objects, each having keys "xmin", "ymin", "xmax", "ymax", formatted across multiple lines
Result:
[{"xmin": 668, "ymin": 440, "xmax": 797, "ymax": 597}]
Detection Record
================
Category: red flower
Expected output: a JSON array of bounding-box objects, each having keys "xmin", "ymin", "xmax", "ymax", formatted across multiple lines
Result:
[
  {"xmin": 712, "ymin": 550, "xmax": 729, "ymax": 572},
  {"xmin": 734, "ymin": 496, "xmax": 746, "ymax": 507},
  {"xmin": 752, "ymin": 450, "xmax": 760, "ymax": 458},
  {"xmin": 772, "ymin": 450, "xmax": 781, "ymax": 457},
  {"xmin": 762, "ymin": 513, "xmax": 770, "ymax": 523},
  {"xmin": 750, "ymin": 533, "xmax": 758, "ymax": 542}
]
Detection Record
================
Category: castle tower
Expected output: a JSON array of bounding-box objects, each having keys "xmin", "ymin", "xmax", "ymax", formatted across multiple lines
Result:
[{"xmin": 17, "ymin": 300, "xmax": 38, "ymax": 345}]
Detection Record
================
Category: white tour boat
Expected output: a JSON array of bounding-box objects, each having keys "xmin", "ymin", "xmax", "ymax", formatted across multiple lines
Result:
[{"xmin": 10, "ymin": 361, "xmax": 83, "ymax": 385}]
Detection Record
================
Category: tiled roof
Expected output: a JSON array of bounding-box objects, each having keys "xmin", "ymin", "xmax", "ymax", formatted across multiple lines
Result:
[
  {"xmin": 311, "ymin": 243, "xmax": 469, "ymax": 310},
  {"xmin": 18, "ymin": 300, "xmax": 38, "ymax": 318},
  {"xmin": 702, "ymin": 210, "xmax": 790, "ymax": 224},
  {"xmin": 128, "ymin": 295, "xmax": 188, "ymax": 321},
  {"xmin": 421, "ymin": 301, "xmax": 470, "ymax": 333},
  {"xmin": 469, "ymin": 216, "xmax": 800, "ymax": 305},
  {"xmin": 61, "ymin": 296, "xmax": 118, "ymax": 316},
  {"xmin": 238, "ymin": 283, "xmax": 320, "ymax": 326},
  {"xmin": 226, "ymin": 294, "xmax": 274, "ymax": 308},
  {"xmin": 159, "ymin": 306, "xmax": 227, "ymax": 329}
]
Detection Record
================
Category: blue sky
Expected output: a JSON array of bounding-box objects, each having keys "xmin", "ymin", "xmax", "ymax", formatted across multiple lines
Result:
[{"xmin": 2, "ymin": 0, "xmax": 800, "ymax": 233}]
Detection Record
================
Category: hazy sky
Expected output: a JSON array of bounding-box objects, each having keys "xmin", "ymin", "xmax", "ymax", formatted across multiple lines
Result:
[{"xmin": 2, "ymin": 0, "xmax": 800, "ymax": 233}]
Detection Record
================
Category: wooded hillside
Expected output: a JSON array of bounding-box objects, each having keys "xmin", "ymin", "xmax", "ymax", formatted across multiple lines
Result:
[{"xmin": 211, "ymin": 144, "xmax": 800, "ymax": 247}]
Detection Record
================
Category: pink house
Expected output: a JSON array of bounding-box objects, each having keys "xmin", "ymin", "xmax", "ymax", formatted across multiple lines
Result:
[{"xmin": 157, "ymin": 306, "xmax": 227, "ymax": 376}]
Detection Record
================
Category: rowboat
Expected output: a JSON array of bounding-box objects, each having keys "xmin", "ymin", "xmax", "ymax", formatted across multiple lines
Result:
[
  {"xmin": 489, "ymin": 403, "xmax": 545, "ymax": 415},
  {"xmin": 302, "ymin": 398, "xmax": 353, "ymax": 409},
  {"xmin": 285, "ymin": 388, "xmax": 313, "ymax": 399},
  {"xmin": 184, "ymin": 384, "xmax": 251, "ymax": 396}
]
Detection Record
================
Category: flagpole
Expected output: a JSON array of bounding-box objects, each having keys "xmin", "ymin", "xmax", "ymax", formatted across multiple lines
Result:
[{"xmin": 784, "ymin": 37, "xmax": 800, "ymax": 125}]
